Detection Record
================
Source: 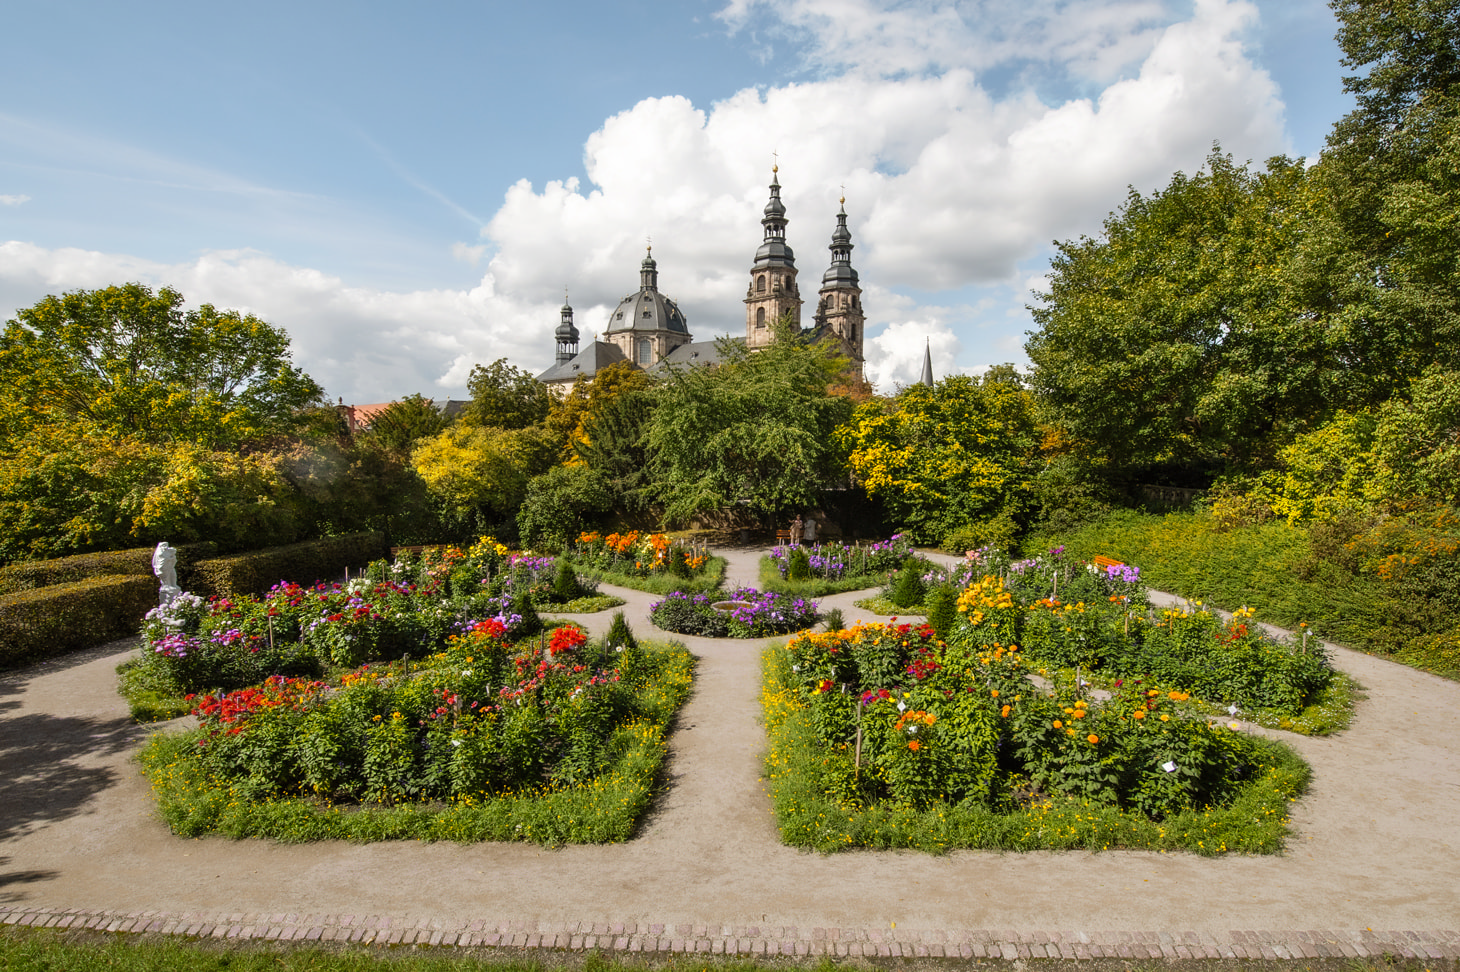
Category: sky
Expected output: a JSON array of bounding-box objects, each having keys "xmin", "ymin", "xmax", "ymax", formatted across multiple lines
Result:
[{"xmin": 0, "ymin": 0, "xmax": 1353, "ymax": 401}]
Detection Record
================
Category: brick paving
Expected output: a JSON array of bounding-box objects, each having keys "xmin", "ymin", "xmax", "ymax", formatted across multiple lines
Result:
[{"xmin": 4, "ymin": 907, "xmax": 1458, "ymax": 960}]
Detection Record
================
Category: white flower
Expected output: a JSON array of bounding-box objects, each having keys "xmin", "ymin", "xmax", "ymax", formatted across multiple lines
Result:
[
  {"xmin": 1228, "ymin": 721, "xmax": 1242, "ymax": 730},
  {"xmin": 452, "ymin": 739, "xmax": 462, "ymax": 747},
  {"xmin": 907, "ymin": 725, "xmax": 918, "ymax": 735},
  {"xmin": 462, "ymin": 670, "xmax": 472, "ymax": 677},
  {"xmin": 1161, "ymin": 760, "xmax": 1177, "ymax": 773},
  {"xmin": 792, "ymin": 665, "xmax": 799, "ymax": 672}
]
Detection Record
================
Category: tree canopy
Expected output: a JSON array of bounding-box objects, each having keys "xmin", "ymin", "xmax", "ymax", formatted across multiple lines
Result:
[
  {"xmin": 464, "ymin": 358, "xmax": 552, "ymax": 430},
  {"xmin": 0, "ymin": 283, "xmax": 324, "ymax": 451}
]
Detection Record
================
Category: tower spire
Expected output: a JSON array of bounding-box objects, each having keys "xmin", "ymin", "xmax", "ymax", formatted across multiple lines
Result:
[{"xmin": 920, "ymin": 339, "xmax": 935, "ymax": 387}]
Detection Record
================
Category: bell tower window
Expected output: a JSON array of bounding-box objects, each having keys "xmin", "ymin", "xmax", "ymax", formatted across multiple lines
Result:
[
  {"xmin": 756, "ymin": 275, "xmax": 766, "ymax": 293},
  {"xmin": 756, "ymin": 307, "xmax": 766, "ymax": 328},
  {"xmin": 637, "ymin": 338, "xmax": 651, "ymax": 365}
]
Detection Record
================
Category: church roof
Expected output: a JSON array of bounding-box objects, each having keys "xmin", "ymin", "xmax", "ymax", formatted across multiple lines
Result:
[
  {"xmin": 605, "ymin": 248, "xmax": 690, "ymax": 336},
  {"xmin": 648, "ymin": 337, "xmax": 746, "ymax": 376},
  {"xmin": 537, "ymin": 340, "xmax": 629, "ymax": 384}
]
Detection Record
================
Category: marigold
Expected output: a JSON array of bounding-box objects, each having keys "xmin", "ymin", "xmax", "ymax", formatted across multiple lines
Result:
[
  {"xmin": 990, "ymin": 689, "xmax": 999, "ymax": 698},
  {"xmin": 1087, "ymin": 734, "xmax": 1099, "ymax": 744},
  {"xmin": 1160, "ymin": 714, "xmax": 1170, "ymax": 722},
  {"xmin": 1132, "ymin": 709, "xmax": 1146, "ymax": 719},
  {"xmin": 1052, "ymin": 720, "xmax": 1062, "ymax": 729},
  {"xmin": 908, "ymin": 740, "xmax": 921, "ymax": 751},
  {"xmin": 1000, "ymin": 704, "xmax": 1011, "ymax": 717},
  {"xmin": 1072, "ymin": 710, "xmax": 1086, "ymax": 719}
]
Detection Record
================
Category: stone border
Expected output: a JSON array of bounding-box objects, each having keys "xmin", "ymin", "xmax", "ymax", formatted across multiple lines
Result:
[{"xmin": 4, "ymin": 910, "xmax": 1457, "ymax": 961}]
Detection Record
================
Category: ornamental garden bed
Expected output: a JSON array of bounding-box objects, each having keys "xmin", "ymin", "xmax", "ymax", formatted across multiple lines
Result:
[
  {"xmin": 758, "ymin": 535, "xmax": 914, "ymax": 596},
  {"xmin": 650, "ymin": 588, "xmax": 820, "ymax": 638},
  {"xmin": 762, "ymin": 548, "xmax": 1345, "ymax": 854},
  {"xmin": 139, "ymin": 620, "xmax": 692, "ymax": 845},
  {"xmin": 571, "ymin": 531, "xmax": 726, "ymax": 595}
]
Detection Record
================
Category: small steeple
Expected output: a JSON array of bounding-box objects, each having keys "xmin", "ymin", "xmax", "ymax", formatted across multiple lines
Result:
[
  {"xmin": 639, "ymin": 243, "xmax": 659, "ymax": 291},
  {"xmin": 555, "ymin": 291, "xmax": 579, "ymax": 364},
  {"xmin": 920, "ymin": 339, "xmax": 935, "ymax": 387}
]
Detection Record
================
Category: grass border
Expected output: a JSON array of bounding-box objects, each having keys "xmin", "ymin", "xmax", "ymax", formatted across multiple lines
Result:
[
  {"xmin": 574, "ymin": 557, "xmax": 727, "ymax": 596},
  {"xmin": 759, "ymin": 643, "xmax": 1311, "ymax": 856},
  {"xmin": 755, "ymin": 556, "xmax": 888, "ymax": 596},
  {"xmin": 137, "ymin": 643, "xmax": 694, "ymax": 846}
]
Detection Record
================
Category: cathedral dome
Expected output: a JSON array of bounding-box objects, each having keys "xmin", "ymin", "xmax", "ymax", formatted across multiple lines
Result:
[{"xmin": 605, "ymin": 248, "xmax": 690, "ymax": 335}]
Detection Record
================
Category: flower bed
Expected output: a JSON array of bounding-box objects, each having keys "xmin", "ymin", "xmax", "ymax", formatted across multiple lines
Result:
[
  {"xmin": 763, "ymin": 618, "xmax": 1311, "ymax": 854},
  {"xmin": 138, "ymin": 620, "xmax": 694, "ymax": 845},
  {"xmin": 650, "ymin": 588, "xmax": 820, "ymax": 638},
  {"xmin": 120, "ymin": 537, "xmax": 565, "ymax": 721},
  {"xmin": 760, "ymin": 535, "xmax": 913, "ymax": 595}
]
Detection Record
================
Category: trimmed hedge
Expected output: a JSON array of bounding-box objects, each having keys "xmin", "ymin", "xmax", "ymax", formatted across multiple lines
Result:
[
  {"xmin": 0, "ymin": 543, "xmax": 218, "ymax": 596},
  {"xmin": 0, "ymin": 574, "xmax": 157, "ymax": 668},
  {"xmin": 190, "ymin": 532, "xmax": 388, "ymax": 596}
]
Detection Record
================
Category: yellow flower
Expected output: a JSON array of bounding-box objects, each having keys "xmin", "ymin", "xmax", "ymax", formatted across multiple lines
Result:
[{"xmin": 1159, "ymin": 714, "xmax": 1170, "ymax": 722}]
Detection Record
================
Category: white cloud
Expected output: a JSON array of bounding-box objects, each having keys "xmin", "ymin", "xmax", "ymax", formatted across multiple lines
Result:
[
  {"xmin": 2, "ymin": 0, "xmax": 1288, "ymax": 397},
  {"xmin": 0, "ymin": 194, "xmax": 30, "ymax": 206},
  {"xmin": 866, "ymin": 317, "xmax": 961, "ymax": 390}
]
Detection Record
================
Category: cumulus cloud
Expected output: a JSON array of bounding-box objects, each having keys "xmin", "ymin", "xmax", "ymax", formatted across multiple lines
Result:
[
  {"xmin": 2, "ymin": 0, "xmax": 1287, "ymax": 396},
  {"xmin": 0, "ymin": 194, "xmax": 30, "ymax": 206},
  {"xmin": 0, "ymin": 241, "xmax": 560, "ymax": 405}
]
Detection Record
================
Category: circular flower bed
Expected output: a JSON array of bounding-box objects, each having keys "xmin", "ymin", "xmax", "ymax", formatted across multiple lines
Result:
[{"xmin": 651, "ymin": 587, "xmax": 819, "ymax": 638}]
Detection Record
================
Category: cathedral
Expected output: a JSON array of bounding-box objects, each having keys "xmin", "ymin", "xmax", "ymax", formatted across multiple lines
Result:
[{"xmin": 537, "ymin": 167, "xmax": 866, "ymax": 387}]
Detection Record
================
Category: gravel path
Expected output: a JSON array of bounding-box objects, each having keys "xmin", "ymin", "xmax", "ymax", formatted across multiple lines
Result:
[{"xmin": 1, "ymin": 545, "xmax": 1457, "ymax": 958}]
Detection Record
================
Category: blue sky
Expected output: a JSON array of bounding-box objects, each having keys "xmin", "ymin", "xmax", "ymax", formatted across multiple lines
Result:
[{"xmin": 1, "ymin": 0, "xmax": 1352, "ymax": 400}]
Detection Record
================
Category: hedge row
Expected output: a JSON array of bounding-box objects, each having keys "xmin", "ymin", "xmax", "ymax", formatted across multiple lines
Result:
[
  {"xmin": 189, "ymin": 532, "xmax": 388, "ymax": 596},
  {"xmin": 0, "ymin": 543, "xmax": 217, "ymax": 596},
  {"xmin": 0, "ymin": 574, "xmax": 158, "ymax": 668}
]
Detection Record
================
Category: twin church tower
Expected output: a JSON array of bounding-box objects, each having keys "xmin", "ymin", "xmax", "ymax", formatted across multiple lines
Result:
[{"xmin": 538, "ymin": 167, "xmax": 866, "ymax": 386}]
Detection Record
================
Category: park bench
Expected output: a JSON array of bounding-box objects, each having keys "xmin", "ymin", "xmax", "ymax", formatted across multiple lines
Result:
[
  {"xmin": 1091, "ymin": 554, "xmax": 1125, "ymax": 570},
  {"xmin": 390, "ymin": 544, "xmax": 449, "ymax": 558},
  {"xmin": 775, "ymin": 530, "xmax": 793, "ymax": 545}
]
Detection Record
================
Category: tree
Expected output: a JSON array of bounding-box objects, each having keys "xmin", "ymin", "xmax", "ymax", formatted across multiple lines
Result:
[
  {"xmin": 646, "ymin": 325, "xmax": 853, "ymax": 525},
  {"xmin": 410, "ymin": 425, "xmax": 556, "ymax": 527},
  {"xmin": 1025, "ymin": 151, "xmax": 1335, "ymax": 478},
  {"xmin": 544, "ymin": 361, "xmax": 653, "ymax": 462},
  {"xmin": 516, "ymin": 465, "xmax": 614, "ymax": 550},
  {"xmin": 464, "ymin": 358, "xmax": 552, "ymax": 430},
  {"xmin": 837, "ymin": 371, "xmax": 1040, "ymax": 545},
  {"xmin": 573, "ymin": 387, "xmax": 657, "ymax": 511},
  {"xmin": 359, "ymin": 394, "xmax": 450, "ymax": 454},
  {"xmin": 0, "ymin": 283, "xmax": 324, "ymax": 450}
]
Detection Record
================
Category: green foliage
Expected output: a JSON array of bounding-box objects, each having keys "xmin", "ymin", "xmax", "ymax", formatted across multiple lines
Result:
[
  {"xmin": 838, "ymin": 372, "xmax": 1039, "ymax": 545},
  {"xmin": 924, "ymin": 585, "xmax": 958, "ymax": 641},
  {"xmin": 0, "ymin": 283, "xmax": 323, "ymax": 450},
  {"xmin": 0, "ymin": 545, "xmax": 156, "ymax": 595},
  {"xmin": 190, "ymin": 532, "xmax": 388, "ymax": 597},
  {"xmin": 647, "ymin": 333, "xmax": 853, "ymax": 525},
  {"xmin": 889, "ymin": 559, "xmax": 927, "ymax": 609},
  {"xmin": 464, "ymin": 357, "xmax": 551, "ymax": 430},
  {"xmin": 137, "ymin": 638, "xmax": 694, "ymax": 844},
  {"xmin": 516, "ymin": 465, "xmax": 614, "ymax": 550},
  {"xmin": 0, "ymin": 574, "xmax": 156, "ymax": 668},
  {"xmin": 411, "ymin": 424, "xmax": 556, "ymax": 526},
  {"xmin": 1026, "ymin": 151, "xmax": 1336, "ymax": 477},
  {"xmin": 762, "ymin": 627, "xmax": 1310, "ymax": 854},
  {"xmin": 358, "ymin": 394, "xmax": 450, "ymax": 454},
  {"xmin": 551, "ymin": 557, "xmax": 581, "ymax": 602},
  {"xmin": 572, "ymin": 387, "xmax": 656, "ymax": 511},
  {"xmin": 787, "ymin": 546, "xmax": 811, "ymax": 581}
]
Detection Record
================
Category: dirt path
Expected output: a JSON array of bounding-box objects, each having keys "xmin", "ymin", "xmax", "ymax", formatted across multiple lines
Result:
[{"xmin": 2, "ymin": 547, "xmax": 1457, "ymax": 944}]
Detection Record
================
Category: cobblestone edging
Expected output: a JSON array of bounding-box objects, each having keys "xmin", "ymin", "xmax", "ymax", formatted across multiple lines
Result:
[{"xmin": 3, "ymin": 910, "xmax": 1458, "ymax": 961}]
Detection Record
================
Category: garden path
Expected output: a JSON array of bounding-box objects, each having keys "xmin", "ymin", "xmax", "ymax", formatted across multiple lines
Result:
[{"xmin": 1, "ymin": 544, "xmax": 1457, "ymax": 957}]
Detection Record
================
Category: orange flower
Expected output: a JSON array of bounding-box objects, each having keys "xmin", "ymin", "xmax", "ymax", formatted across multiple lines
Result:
[
  {"xmin": 908, "ymin": 740, "xmax": 921, "ymax": 751},
  {"xmin": 1000, "ymin": 704, "xmax": 1011, "ymax": 718},
  {"xmin": 1052, "ymin": 720, "xmax": 1062, "ymax": 729},
  {"xmin": 1087, "ymin": 734, "xmax": 1099, "ymax": 744},
  {"xmin": 990, "ymin": 689, "xmax": 999, "ymax": 698},
  {"xmin": 1132, "ymin": 709, "xmax": 1146, "ymax": 719},
  {"xmin": 1072, "ymin": 709, "xmax": 1086, "ymax": 719}
]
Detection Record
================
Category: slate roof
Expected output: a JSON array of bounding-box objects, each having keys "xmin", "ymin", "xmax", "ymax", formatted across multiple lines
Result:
[{"xmin": 536, "ymin": 340, "xmax": 630, "ymax": 385}]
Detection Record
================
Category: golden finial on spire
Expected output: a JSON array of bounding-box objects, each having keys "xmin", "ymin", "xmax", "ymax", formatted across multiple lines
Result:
[
  {"xmin": 646, "ymin": 234, "xmax": 652, "ymax": 255},
  {"xmin": 772, "ymin": 149, "xmax": 779, "ymax": 174},
  {"xmin": 840, "ymin": 182, "xmax": 846, "ymax": 205}
]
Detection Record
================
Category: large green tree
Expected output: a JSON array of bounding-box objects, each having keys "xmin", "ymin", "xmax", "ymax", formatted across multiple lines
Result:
[
  {"xmin": 464, "ymin": 358, "xmax": 552, "ymax": 430},
  {"xmin": 646, "ymin": 326, "xmax": 853, "ymax": 526},
  {"xmin": 1025, "ymin": 151, "xmax": 1336, "ymax": 477},
  {"xmin": 0, "ymin": 283, "xmax": 324, "ymax": 450},
  {"xmin": 837, "ymin": 369, "xmax": 1040, "ymax": 545}
]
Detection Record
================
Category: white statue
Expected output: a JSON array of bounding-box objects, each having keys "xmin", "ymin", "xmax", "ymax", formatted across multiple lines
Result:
[{"xmin": 152, "ymin": 542, "xmax": 181, "ymax": 609}]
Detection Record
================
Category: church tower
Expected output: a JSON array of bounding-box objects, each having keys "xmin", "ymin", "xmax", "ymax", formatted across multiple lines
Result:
[
  {"xmin": 813, "ymin": 197, "xmax": 866, "ymax": 376},
  {"xmin": 554, "ymin": 296, "xmax": 579, "ymax": 364},
  {"xmin": 744, "ymin": 166, "xmax": 802, "ymax": 349}
]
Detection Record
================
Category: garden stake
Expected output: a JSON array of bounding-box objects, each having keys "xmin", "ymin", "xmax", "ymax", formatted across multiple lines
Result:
[
  {"xmin": 267, "ymin": 614, "xmax": 275, "ymax": 652},
  {"xmin": 854, "ymin": 692, "xmax": 863, "ymax": 778}
]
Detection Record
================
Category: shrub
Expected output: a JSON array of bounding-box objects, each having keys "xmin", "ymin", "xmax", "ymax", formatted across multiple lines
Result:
[
  {"xmin": 191, "ymin": 532, "xmax": 387, "ymax": 596},
  {"xmin": 787, "ymin": 546, "xmax": 811, "ymax": 581},
  {"xmin": 0, "ymin": 542, "xmax": 217, "ymax": 595},
  {"xmin": 552, "ymin": 558, "xmax": 581, "ymax": 602},
  {"xmin": 890, "ymin": 559, "xmax": 926, "ymax": 608},
  {"xmin": 0, "ymin": 575, "xmax": 156, "ymax": 668},
  {"xmin": 924, "ymin": 585, "xmax": 958, "ymax": 641}
]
